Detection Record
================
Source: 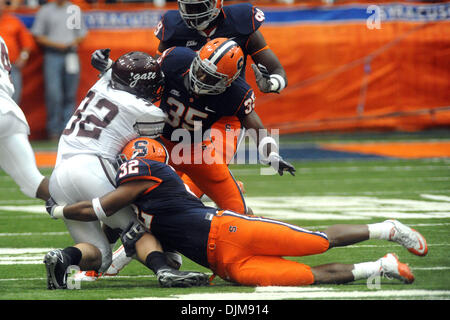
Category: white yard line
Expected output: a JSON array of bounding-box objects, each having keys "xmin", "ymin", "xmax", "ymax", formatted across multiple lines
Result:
[
  {"xmin": 0, "ymin": 232, "xmax": 68, "ymax": 237},
  {"xmin": 421, "ymin": 194, "xmax": 450, "ymax": 202},
  {"xmin": 231, "ymin": 165, "xmax": 450, "ymax": 176},
  {"xmin": 117, "ymin": 289, "xmax": 450, "ymax": 300}
]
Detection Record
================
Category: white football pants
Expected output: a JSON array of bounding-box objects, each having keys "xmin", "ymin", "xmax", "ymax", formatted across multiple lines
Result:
[
  {"xmin": 49, "ymin": 153, "xmax": 138, "ymax": 272},
  {"xmin": 0, "ymin": 113, "xmax": 45, "ymax": 198}
]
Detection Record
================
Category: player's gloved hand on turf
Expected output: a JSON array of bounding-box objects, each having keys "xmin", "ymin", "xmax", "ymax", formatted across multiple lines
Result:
[
  {"xmin": 268, "ymin": 153, "xmax": 296, "ymax": 176},
  {"xmin": 251, "ymin": 63, "xmax": 273, "ymax": 93},
  {"xmin": 91, "ymin": 48, "xmax": 113, "ymax": 72},
  {"xmin": 120, "ymin": 221, "xmax": 145, "ymax": 257}
]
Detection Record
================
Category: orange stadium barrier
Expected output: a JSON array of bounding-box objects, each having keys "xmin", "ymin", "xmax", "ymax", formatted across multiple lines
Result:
[{"xmin": 7, "ymin": 1, "xmax": 450, "ymax": 139}]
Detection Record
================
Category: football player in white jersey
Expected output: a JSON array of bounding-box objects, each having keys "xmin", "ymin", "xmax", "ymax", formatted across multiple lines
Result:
[
  {"xmin": 44, "ymin": 52, "xmax": 206, "ymax": 289},
  {"xmin": 0, "ymin": 36, "xmax": 50, "ymax": 201}
]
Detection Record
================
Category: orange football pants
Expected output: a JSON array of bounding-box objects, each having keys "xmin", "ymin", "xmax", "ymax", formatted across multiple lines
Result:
[
  {"xmin": 177, "ymin": 116, "xmax": 243, "ymax": 201},
  {"xmin": 207, "ymin": 211, "xmax": 330, "ymax": 286},
  {"xmin": 161, "ymin": 119, "xmax": 246, "ymax": 214}
]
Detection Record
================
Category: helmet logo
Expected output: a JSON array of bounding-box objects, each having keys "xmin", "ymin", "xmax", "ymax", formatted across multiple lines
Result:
[
  {"xmin": 133, "ymin": 140, "xmax": 149, "ymax": 157},
  {"xmin": 130, "ymin": 72, "xmax": 157, "ymax": 88},
  {"xmin": 237, "ymin": 56, "xmax": 244, "ymax": 72}
]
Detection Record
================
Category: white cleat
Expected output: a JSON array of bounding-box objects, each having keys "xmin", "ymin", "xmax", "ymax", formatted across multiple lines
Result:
[
  {"xmin": 73, "ymin": 270, "xmax": 100, "ymax": 282},
  {"xmin": 385, "ymin": 219, "xmax": 428, "ymax": 256},
  {"xmin": 103, "ymin": 245, "xmax": 132, "ymax": 277},
  {"xmin": 378, "ymin": 253, "xmax": 414, "ymax": 284}
]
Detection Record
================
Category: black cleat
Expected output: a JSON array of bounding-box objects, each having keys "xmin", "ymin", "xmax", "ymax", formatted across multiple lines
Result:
[
  {"xmin": 43, "ymin": 249, "xmax": 70, "ymax": 290},
  {"xmin": 156, "ymin": 268, "xmax": 209, "ymax": 288}
]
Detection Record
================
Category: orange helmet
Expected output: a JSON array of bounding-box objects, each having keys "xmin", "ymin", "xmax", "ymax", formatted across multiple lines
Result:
[
  {"xmin": 118, "ymin": 137, "xmax": 169, "ymax": 165},
  {"xmin": 189, "ymin": 38, "xmax": 244, "ymax": 95}
]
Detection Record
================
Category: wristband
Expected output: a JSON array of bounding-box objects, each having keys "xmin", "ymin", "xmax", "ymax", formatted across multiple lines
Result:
[
  {"xmin": 258, "ymin": 136, "xmax": 279, "ymax": 164},
  {"xmin": 267, "ymin": 152, "xmax": 281, "ymax": 164},
  {"xmin": 20, "ymin": 51, "xmax": 30, "ymax": 60},
  {"xmin": 52, "ymin": 206, "xmax": 65, "ymax": 219},
  {"xmin": 269, "ymin": 74, "xmax": 286, "ymax": 93},
  {"xmin": 92, "ymin": 197, "xmax": 107, "ymax": 221},
  {"xmin": 105, "ymin": 58, "xmax": 113, "ymax": 70}
]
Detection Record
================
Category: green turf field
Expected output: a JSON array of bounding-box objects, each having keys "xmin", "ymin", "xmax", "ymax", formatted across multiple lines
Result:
[{"xmin": 0, "ymin": 136, "xmax": 449, "ymax": 302}]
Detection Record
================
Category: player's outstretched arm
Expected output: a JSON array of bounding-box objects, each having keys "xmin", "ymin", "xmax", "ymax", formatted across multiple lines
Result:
[
  {"xmin": 247, "ymin": 31, "xmax": 288, "ymax": 93},
  {"xmin": 46, "ymin": 180, "xmax": 157, "ymax": 221},
  {"xmin": 241, "ymin": 111, "xmax": 295, "ymax": 176}
]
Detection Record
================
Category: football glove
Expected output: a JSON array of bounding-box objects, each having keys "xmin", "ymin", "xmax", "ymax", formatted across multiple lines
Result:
[
  {"xmin": 45, "ymin": 197, "xmax": 62, "ymax": 219},
  {"xmin": 91, "ymin": 48, "xmax": 112, "ymax": 72},
  {"xmin": 268, "ymin": 153, "xmax": 296, "ymax": 176},
  {"xmin": 251, "ymin": 63, "xmax": 272, "ymax": 93},
  {"xmin": 120, "ymin": 221, "xmax": 145, "ymax": 257}
]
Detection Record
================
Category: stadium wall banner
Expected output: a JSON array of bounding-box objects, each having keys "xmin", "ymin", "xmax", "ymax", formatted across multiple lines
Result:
[{"xmin": 11, "ymin": 1, "xmax": 450, "ymax": 139}]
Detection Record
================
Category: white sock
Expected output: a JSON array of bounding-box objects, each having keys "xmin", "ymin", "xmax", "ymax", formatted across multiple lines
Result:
[
  {"xmin": 351, "ymin": 261, "xmax": 381, "ymax": 280},
  {"xmin": 367, "ymin": 221, "xmax": 392, "ymax": 240}
]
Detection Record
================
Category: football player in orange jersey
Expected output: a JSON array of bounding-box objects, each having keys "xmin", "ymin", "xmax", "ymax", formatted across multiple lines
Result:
[
  {"xmin": 92, "ymin": 0, "xmax": 289, "ymax": 201},
  {"xmin": 92, "ymin": 39, "xmax": 295, "ymax": 215},
  {"xmin": 157, "ymin": 0, "xmax": 288, "ymax": 200},
  {"xmin": 46, "ymin": 137, "xmax": 427, "ymax": 287},
  {"xmin": 89, "ymin": 38, "xmax": 295, "ymax": 278}
]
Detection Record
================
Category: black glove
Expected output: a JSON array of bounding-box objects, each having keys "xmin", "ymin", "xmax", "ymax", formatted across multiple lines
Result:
[
  {"xmin": 268, "ymin": 154, "xmax": 296, "ymax": 176},
  {"xmin": 45, "ymin": 197, "xmax": 58, "ymax": 219},
  {"xmin": 120, "ymin": 221, "xmax": 145, "ymax": 257},
  {"xmin": 91, "ymin": 48, "xmax": 112, "ymax": 72},
  {"xmin": 251, "ymin": 63, "xmax": 272, "ymax": 93}
]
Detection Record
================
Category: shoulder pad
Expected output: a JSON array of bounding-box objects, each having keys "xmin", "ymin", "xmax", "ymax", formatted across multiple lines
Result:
[
  {"xmin": 223, "ymin": 4, "xmax": 265, "ymax": 35},
  {"xmin": 116, "ymin": 159, "xmax": 154, "ymax": 186},
  {"xmin": 159, "ymin": 47, "xmax": 196, "ymax": 75},
  {"xmin": 155, "ymin": 10, "xmax": 192, "ymax": 42},
  {"xmin": 222, "ymin": 77, "xmax": 254, "ymax": 116}
]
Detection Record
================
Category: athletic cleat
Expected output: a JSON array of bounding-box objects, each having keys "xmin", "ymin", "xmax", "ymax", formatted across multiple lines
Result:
[
  {"xmin": 103, "ymin": 245, "xmax": 132, "ymax": 276},
  {"xmin": 379, "ymin": 253, "xmax": 414, "ymax": 284},
  {"xmin": 385, "ymin": 219, "xmax": 428, "ymax": 256},
  {"xmin": 156, "ymin": 268, "xmax": 209, "ymax": 288},
  {"xmin": 165, "ymin": 251, "xmax": 183, "ymax": 270},
  {"xmin": 43, "ymin": 249, "xmax": 70, "ymax": 289},
  {"xmin": 73, "ymin": 270, "xmax": 101, "ymax": 282}
]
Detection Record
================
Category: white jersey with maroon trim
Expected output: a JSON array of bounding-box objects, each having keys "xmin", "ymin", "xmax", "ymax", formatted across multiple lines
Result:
[
  {"xmin": 56, "ymin": 69, "xmax": 167, "ymax": 166},
  {"xmin": 0, "ymin": 36, "xmax": 29, "ymax": 132},
  {"xmin": 0, "ymin": 36, "xmax": 14, "ymax": 98}
]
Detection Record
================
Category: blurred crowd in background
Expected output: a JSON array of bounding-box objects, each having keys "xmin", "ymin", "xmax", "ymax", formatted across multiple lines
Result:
[
  {"xmin": 1, "ymin": 0, "xmax": 448, "ymax": 140},
  {"xmin": 2, "ymin": 0, "xmax": 448, "ymax": 11}
]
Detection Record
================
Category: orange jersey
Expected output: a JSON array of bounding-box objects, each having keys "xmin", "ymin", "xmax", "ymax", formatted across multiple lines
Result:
[{"xmin": 0, "ymin": 13, "xmax": 34, "ymax": 63}]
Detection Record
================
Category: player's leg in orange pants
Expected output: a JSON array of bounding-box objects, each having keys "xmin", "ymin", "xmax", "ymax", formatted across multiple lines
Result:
[
  {"xmin": 180, "ymin": 116, "xmax": 244, "ymax": 199},
  {"xmin": 207, "ymin": 211, "xmax": 330, "ymax": 286},
  {"xmin": 161, "ymin": 137, "xmax": 247, "ymax": 214}
]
